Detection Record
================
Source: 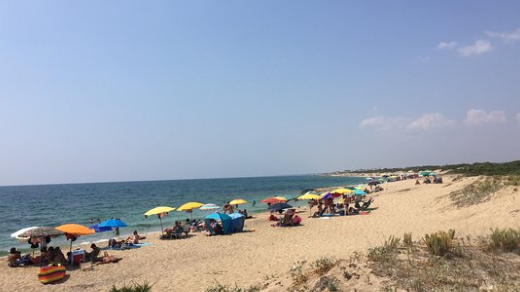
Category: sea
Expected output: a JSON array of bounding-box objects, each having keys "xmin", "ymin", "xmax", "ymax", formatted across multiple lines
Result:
[{"xmin": 0, "ymin": 175, "xmax": 366, "ymax": 256}]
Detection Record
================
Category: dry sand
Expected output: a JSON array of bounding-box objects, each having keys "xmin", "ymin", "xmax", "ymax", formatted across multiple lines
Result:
[{"xmin": 1, "ymin": 175, "xmax": 519, "ymax": 291}]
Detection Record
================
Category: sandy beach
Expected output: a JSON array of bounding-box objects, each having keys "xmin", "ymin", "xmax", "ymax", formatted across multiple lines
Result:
[{"xmin": 1, "ymin": 175, "xmax": 519, "ymax": 291}]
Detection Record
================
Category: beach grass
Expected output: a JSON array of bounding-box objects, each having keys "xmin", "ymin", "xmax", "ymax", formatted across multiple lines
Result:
[
  {"xmin": 109, "ymin": 282, "xmax": 152, "ymax": 292},
  {"xmin": 367, "ymin": 228, "xmax": 520, "ymax": 292},
  {"xmin": 204, "ymin": 282, "xmax": 261, "ymax": 292},
  {"xmin": 449, "ymin": 176, "xmax": 503, "ymax": 207},
  {"xmin": 482, "ymin": 228, "xmax": 520, "ymax": 254}
]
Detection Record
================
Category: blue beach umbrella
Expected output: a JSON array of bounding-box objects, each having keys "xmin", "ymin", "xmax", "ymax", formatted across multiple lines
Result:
[
  {"xmin": 89, "ymin": 224, "xmax": 112, "ymax": 233},
  {"xmin": 99, "ymin": 219, "xmax": 128, "ymax": 228},
  {"xmin": 353, "ymin": 189, "xmax": 367, "ymax": 196}
]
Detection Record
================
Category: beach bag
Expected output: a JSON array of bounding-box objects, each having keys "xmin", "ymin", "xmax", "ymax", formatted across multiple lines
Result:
[{"xmin": 38, "ymin": 265, "xmax": 66, "ymax": 284}]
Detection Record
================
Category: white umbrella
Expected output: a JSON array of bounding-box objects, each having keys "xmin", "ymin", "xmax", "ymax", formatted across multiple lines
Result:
[
  {"xmin": 199, "ymin": 203, "xmax": 220, "ymax": 211},
  {"xmin": 10, "ymin": 226, "xmax": 39, "ymax": 243}
]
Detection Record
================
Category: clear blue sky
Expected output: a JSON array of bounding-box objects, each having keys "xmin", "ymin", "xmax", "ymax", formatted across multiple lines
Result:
[{"xmin": 1, "ymin": 1, "xmax": 519, "ymax": 185}]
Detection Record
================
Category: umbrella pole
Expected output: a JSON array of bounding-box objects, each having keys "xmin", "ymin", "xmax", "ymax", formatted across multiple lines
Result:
[
  {"xmin": 69, "ymin": 240, "xmax": 73, "ymax": 265},
  {"xmin": 159, "ymin": 218, "xmax": 164, "ymax": 235}
]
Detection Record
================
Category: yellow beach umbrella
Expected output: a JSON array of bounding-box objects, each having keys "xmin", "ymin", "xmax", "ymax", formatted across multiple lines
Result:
[
  {"xmin": 229, "ymin": 198, "xmax": 247, "ymax": 205},
  {"xmin": 297, "ymin": 193, "xmax": 321, "ymax": 200},
  {"xmin": 331, "ymin": 188, "xmax": 354, "ymax": 194},
  {"xmin": 144, "ymin": 206, "xmax": 176, "ymax": 235},
  {"xmin": 177, "ymin": 202, "xmax": 203, "ymax": 211},
  {"xmin": 144, "ymin": 206, "xmax": 176, "ymax": 217}
]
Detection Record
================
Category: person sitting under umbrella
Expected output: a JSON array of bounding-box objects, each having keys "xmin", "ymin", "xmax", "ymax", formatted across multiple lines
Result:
[
  {"xmin": 7, "ymin": 247, "xmax": 34, "ymax": 267},
  {"xmin": 51, "ymin": 247, "xmax": 67, "ymax": 266}
]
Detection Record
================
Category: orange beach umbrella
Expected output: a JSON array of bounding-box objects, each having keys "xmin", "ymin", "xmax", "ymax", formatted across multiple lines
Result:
[
  {"xmin": 55, "ymin": 224, "xmax": 94, "ymax": 236},
  {"xmin": 260, "ymin": 197, "xmax": 285, "ymax": 204},
  {"xmin": 55, "ymin": 224, "xmax": 95, "ymax": 256}
]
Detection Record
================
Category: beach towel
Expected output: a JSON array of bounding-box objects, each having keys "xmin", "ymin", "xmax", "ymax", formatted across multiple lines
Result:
[
  {"xmin": 102, "ymin": 242, "xmax": 151, "ymax": 250},
  {"xmin": 38, "ymin": 265, "xmax": 66, "ymax": 284}
]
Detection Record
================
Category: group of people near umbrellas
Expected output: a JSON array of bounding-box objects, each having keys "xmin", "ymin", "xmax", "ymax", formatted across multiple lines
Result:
[
  {"xmin": 7, "ymin": 221, "xmax": 131, "ymax": 268},
  {"xmin": 7, "ymin": 187, "xmax": 377, "ymax": 269}
]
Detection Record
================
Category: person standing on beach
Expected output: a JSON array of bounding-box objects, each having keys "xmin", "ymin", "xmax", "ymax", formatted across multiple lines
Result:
[
  {"xmin": 223, "ymin": 202, "xmax": 234, "ymax": 214},
  {"xmin": 343, "ymin": 195, "xmax": 349, "ymax": 215}
]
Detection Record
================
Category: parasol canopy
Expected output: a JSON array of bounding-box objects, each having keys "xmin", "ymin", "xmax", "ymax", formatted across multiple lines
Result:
[
  {"xmin": 177, "ymin": 202, "xmax": 203, "ymax": 211},
  {"xmin": 55, "ymin": 224, "xmax": 94, "ymax": 236},
  {"xmin": 297, "ymin": 193, "xmax": 321, "ymax": 200},
  {"xmin": 260, "ymin": 197, "xmax": 285, "ymax": 204},
  {"xmin": 331, "ymin": 188, "xmax": 354, "ymax": 195},
  {"xmin": 229, "ymin": 199, "xmax": 247, "ymax": 205},
  {"xmin": 268, "ymin": 202, "xmax": 293, "ymax": 211},
  {"xmin": 144, "ymin": 206, "xmax": 176, "ymax": 217},
  {"xmin": 144, "ymin": 206, "xmax": 176, "ymax": 235},
  {"xmin": 199, "ymin": 203, "xmax": 220, "ymax": 211},
  {"xmin": 99, "ymin": 219, "xmax": 128, "ymax": 228}
]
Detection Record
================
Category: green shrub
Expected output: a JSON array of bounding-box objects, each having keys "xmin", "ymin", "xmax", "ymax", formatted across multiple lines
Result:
[
  {"xmin": 484, "ymin": 228, "xmax": 520, "ymax": 254},
  {"xmin": 403, "ymin": 233, "xmax": 413, "ymax": 247},
  {"xmin": 205, "ymin": 283, "xmax": 261, "ymax": 292},
  {"xmin": 109, "ymin": 282, "xmax": 152, "ymax": 292},
  {"xmin": 449, "ymin": 178, "xmax": 502, "ymax": 207},
  {"xmin": 367, "ymin": 236, "xmax": 400, "ymax": 263},
  {"xmin": 423, "ymin": 230, "xmax": 457, "ymax": 257},
  {"xmin": 290, "ymin": 261, "xmax": 308, "ymax": 285},
  {"xmin": 311, "ymin": 257, "xmax": 336, "ymax": 276}
]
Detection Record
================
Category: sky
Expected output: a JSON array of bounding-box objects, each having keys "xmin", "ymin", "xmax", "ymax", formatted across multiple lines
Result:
[{"xmin": 1, "ymin": 1, "xmax": 519, "ymax": 186}]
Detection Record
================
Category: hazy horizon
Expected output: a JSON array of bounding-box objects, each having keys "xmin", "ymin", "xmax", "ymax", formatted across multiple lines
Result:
[{"xmin": 1, "ymin": 1, "xmax": 519, "ymax": 186}]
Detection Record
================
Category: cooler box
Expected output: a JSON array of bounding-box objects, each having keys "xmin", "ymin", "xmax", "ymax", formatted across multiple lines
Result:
[{"xmin": 70, "ymin": 249, "xmax": 85, "ymax": 265}]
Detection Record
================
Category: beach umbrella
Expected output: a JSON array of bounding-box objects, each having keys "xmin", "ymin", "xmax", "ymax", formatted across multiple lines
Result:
[
  {"xmin": 11, "ymin": 226, "xmax": 62, "ymax": 257},
  {"xmin": 331, "ymin": 188, "xmax": 354, "ymax": 195},
  {"xmin": 10, "ymin": 226, "xmax": 42, "ymax": 243},
  {"xmin": 260, "ymin": 197, "xmax": 285, "ymax": 204},
  {"xmin": 297, "ymin": 193, "xmax": 321, "ymax": 200},
  {"xmin": 177, "ymin": 202, "xmax": 203, "ymax": 211},
  {"xmin": 89, "ymin": 224, "xmax": 112, "ymax": 233},
  {"xmin": 199, "ymin": 203, "xmax": 220, "ymax": 211},
  {"xmin": 144, "ymin": 206, "xmax": 175, "ymax": 217},
  {"xmin": 368, "ymin": 181, "xmax": 380, "ymax": 186},
  {"xmin": 17, "ymin": 226, "xmax": 63, "ymax": 239},
  {"xmin": 353, "ymin": 189, "xmax": 367, "ymax": 196},
  {"xmin": 268, "ymin": 202, "xmax": 293, "ymax": 212},
  {"xmin": 320, "ymin": 191, "xmax": 334, "ymax": 200},
  {"xmin": 55, "ymin": 224, "xmax": 94, "ymax": 236},
  {"xmin": 178, "ymin": 202, "xmax": 203, "ymax": 219},
  {"xmin": 229, "ymin": 198, "xmax": 247, "ymax": 205},
  {"xmin": 144, "ymin": 206, "xmax": 176, "ymax": 235},
  {"xmin": 301, "ymin": 188, "xmax": 314, "ymax": 195},
  {"xmin": 99, "ymin": 219, "xmax": 128, "ymax": 228},
  {"xmin": 273, "ymin": 196, "xmax": 288, "ymax": 202},
  {"xmin": 55, "ymin": 224, "xmax": 95, "ymax": 255}
]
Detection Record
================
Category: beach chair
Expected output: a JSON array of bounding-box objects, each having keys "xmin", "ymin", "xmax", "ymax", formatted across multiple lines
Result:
[{"xmin": 172, "ymin": 226, "xmax": 183, "ymax": 239}]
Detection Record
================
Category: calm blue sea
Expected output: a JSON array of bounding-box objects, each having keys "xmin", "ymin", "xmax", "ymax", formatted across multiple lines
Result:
[{"xmin": 0, "ymin": 175, "xmax": 365, "ymax": 256}]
